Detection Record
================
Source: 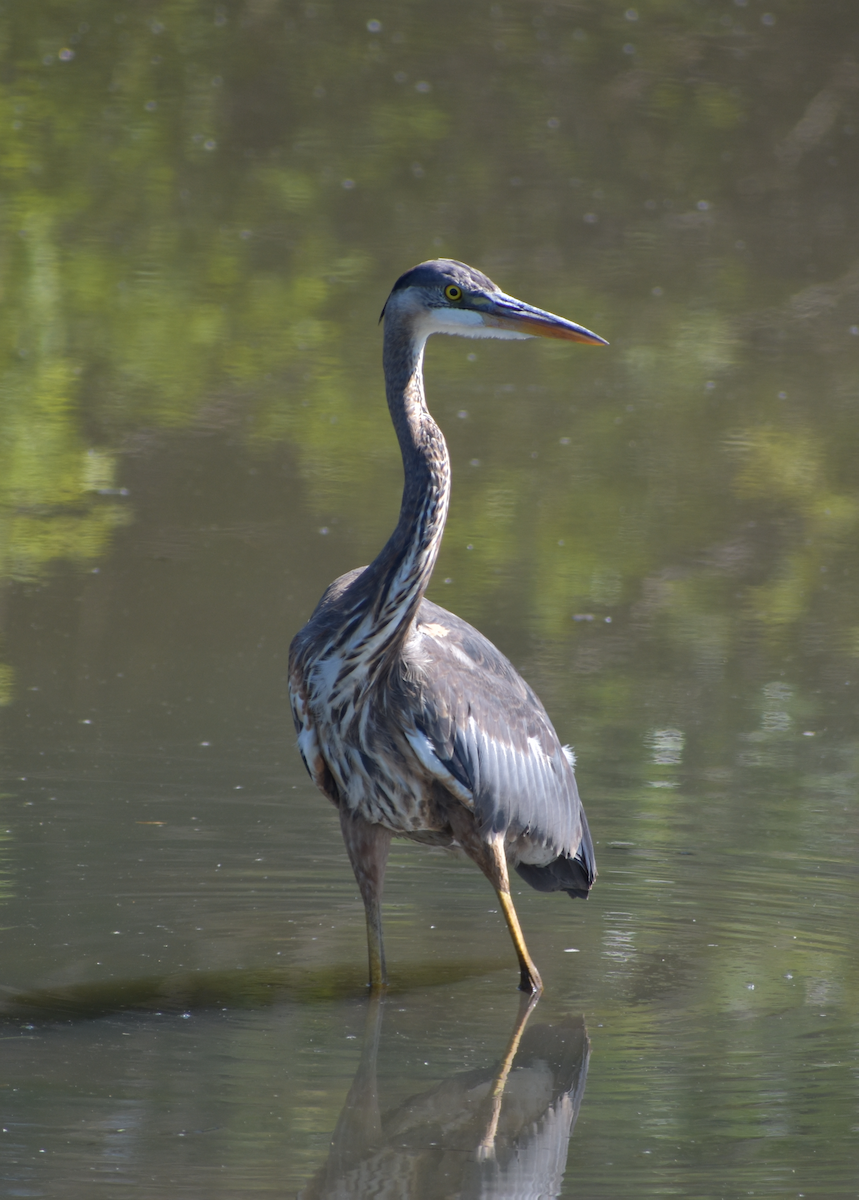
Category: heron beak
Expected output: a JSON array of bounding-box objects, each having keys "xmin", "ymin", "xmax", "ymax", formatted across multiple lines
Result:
[{"xmin": 480, "ymin": 294, "xmax": 608, "ymax": 344}]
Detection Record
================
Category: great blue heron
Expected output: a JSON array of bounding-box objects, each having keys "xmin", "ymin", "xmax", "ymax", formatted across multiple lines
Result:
[{"xmin": 289, "ymin": 260, "xmax": 606, "ymax": 995}]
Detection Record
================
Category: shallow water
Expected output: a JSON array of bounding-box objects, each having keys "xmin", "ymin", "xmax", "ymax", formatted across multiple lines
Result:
[{"xmin": 2, "ymin": 2, "xmax": 859, "ymax": 1196}]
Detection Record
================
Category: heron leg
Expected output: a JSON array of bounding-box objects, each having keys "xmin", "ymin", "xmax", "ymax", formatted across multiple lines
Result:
[
  {"xmin": 491, "ymin": 845, "xmax": 544, "ymax": 996},
  {"xmin": 340, "ymin": 808, "xmax": 393, "ymax": 993},
  {"xmin": 448, "ymin": 810, "xmax": 543, "ymax": 995}
]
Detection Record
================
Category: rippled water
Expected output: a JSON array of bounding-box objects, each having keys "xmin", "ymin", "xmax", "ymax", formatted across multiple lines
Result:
[{"xmin": 3, "ymin": 2, "xmax": 859, "ymax": 1196}]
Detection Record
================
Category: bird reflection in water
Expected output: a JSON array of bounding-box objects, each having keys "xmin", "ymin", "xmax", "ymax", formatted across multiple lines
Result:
[{"xmin": 299, "ymin": 997, "xmax": 590, "ymax": 1199}]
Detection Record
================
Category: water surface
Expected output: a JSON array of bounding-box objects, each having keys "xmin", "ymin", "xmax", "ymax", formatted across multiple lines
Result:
[{"xmin": 2, "ymin": 2, "xmax": 859, "ymax": 1196}]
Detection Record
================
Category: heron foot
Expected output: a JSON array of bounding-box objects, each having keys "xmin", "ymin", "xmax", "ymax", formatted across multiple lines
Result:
[{"xmin": 517, "ymin": 964, "xmax": 544, "ymax": 995}]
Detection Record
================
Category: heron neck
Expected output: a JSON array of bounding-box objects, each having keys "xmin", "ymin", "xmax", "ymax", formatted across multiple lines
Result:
[{"xmin": 359, "ymin": 324, "xmax": 450, "ymax": 651}]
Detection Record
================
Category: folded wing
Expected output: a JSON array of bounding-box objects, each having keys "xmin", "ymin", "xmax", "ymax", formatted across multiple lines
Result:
[{"xmin": 401, "ymin": 599, "xmax": 595, "ymax": 897}]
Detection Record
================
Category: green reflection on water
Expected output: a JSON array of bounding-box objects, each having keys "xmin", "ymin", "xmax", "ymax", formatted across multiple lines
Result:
[
  {"xmin": 2, "ymin": 1, "xmax": 858, "ymax": 658},
  {"xmin": 0, "ymin": 819, "xmax": 11, "ymax": 908}
]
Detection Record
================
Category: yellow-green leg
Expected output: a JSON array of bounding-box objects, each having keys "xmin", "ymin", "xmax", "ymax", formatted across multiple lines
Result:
[{"xmin": 447, "ymin": 808, "xmax": 544, "ymax": 995}]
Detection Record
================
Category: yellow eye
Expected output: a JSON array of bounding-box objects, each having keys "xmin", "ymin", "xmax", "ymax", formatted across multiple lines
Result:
[{"xmin": 444, "ymin": 284, "xmax": 463, "ymax": 302}]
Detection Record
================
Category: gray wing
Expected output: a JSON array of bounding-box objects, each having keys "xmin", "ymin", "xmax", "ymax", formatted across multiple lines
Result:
[{"xmin": 401, "ymin": 599, "xmax": 595, "ymax": 895}]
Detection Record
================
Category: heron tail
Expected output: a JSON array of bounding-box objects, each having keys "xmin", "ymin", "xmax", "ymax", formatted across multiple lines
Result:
[
  {"xmin": 514, "ymin": 855, "xmax": 592, "ymax": 899},
  {"xmin": 513, "ymin": 811, "xmax": 596, "ymax": 899}
]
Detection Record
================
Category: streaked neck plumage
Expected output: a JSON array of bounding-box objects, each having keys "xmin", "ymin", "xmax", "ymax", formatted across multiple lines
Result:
[{"xmin": 328, "ymin": 310, "xmax": 450, "ymax": 673}]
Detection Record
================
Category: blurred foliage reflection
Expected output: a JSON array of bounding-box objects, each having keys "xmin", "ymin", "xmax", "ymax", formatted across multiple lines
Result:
[{"xmin": 1, "ymin": 1, "xmax": 858, "ymax": 676}]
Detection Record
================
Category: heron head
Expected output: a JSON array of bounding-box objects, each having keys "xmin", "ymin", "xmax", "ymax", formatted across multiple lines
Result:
[{"xmin": 380, "ymin": 259, "xmax": 608, "ymax": 346}]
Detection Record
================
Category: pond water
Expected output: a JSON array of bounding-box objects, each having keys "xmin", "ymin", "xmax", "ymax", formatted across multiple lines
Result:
[{"xmin": 2, "ymin": 2, "xmax": 859, "ymax": 1196}]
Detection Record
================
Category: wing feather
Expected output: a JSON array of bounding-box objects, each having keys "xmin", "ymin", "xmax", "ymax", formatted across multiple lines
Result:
[{"xmin": 402, "ymin": 599, "xmax": 595, "ymax": 891}]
